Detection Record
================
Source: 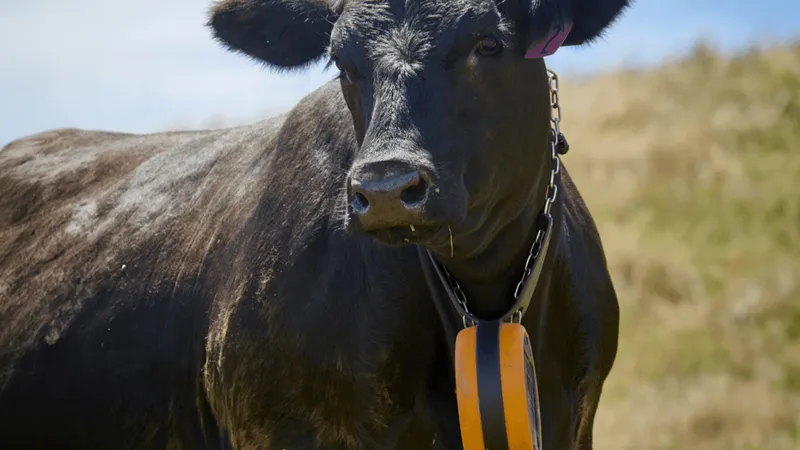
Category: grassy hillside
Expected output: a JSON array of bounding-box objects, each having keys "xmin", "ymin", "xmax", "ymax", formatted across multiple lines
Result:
[{"xmin": 558, "ymin": 41, "xmax": 800, "ymax": 449}]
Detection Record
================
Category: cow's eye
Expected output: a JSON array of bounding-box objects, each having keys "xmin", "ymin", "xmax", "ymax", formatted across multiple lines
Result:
[
  {"xmin": 333, "ymin": 58, "xmax": 358, "ymax": 83},
  {"xmin": 475, "ymin": 36, "xmax": 502, "ymax": 56}
]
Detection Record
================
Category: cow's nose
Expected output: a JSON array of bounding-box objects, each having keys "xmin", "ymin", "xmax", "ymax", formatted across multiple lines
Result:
[{"xmin": 349, "ymin": 168, "xmax": 430, "ymax": 230}]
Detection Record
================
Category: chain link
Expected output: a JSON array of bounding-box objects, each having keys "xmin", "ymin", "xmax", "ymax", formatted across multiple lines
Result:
[
  {"xmin": 441, "ymin": 269, "xmax": 475, "ymax": 328},
  {"xmin": 441, "ymin": 68, "xmax": 565, "ymax": 327}
]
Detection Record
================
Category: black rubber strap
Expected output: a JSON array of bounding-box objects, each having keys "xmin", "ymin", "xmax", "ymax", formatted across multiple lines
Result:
[
  {"xmin": 417, "ymin": 246, "xmax": 461, "ymax": 364},
  {"xmin": 424, "ymin": 248, "xmax": 477, "ymax": 322},
  {"xmin": 476, "ymin": 320, "xmax": 509, "ymax": 450}
]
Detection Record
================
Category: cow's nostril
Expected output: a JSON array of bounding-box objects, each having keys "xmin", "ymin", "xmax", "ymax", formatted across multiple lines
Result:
[
  {"xmin": 351, "ymin": 191, "xmax": 369, "ymax": 214},
  {"xmin": 400, "ymin": 175, "xmax": 428, "ymax": 207}
]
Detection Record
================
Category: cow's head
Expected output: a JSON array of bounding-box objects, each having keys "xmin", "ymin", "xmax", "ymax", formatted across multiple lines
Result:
[{"xmin": 208, "ymin": 0, "xmax": 629, "ymax": 256}]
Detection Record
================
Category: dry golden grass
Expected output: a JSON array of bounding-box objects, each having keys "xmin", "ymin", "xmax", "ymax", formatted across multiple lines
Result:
[{"xmin": 558, "ymin": 40, "xmax": 800, "ymax": 449}]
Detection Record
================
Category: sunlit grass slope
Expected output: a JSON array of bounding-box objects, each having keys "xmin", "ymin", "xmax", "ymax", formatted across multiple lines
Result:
[{"xmin": 559, "ymin": 41, "xmax": 800, "ymax": 450}]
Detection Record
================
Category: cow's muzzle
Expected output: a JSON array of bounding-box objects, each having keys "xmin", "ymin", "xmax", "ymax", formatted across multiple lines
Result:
[
  {"xmin": 348, "ymin": 158, "xmax": 431, "ymax": 223},
  {"xmin": 347, "ymin": 159, "xmax": 460, "ymax": 243}
]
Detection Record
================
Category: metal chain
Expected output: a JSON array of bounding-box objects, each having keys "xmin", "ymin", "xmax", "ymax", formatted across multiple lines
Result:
[
  {"xmin": 510, "ymin": 68, "xmax": 563, "ymax": 323},
  {"xmin": 440, "ymin": 68, "xmax": 565, "ymax": 328},
  {"xmin": 441, "ymin": 267, "xmax": 475, "ymax": 328}
]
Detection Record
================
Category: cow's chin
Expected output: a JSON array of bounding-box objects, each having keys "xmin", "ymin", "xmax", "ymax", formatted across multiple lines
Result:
[
  {"xmin": 370, "ymin": 223, "xmax": 447, "ymax": 247},
  {"xmin": 345, "ymin": 217, "xmax": 448, "ymax": 248}
]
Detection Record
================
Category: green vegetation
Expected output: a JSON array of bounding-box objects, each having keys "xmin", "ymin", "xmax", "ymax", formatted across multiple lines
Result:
[{"xmin": 560, "ymin": 40, "xmax": 800, "ymax": 449}]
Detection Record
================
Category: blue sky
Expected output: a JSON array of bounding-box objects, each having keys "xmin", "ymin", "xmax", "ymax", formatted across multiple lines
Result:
[{"xmin": 1, "ymin": 0, "xmax": 798, "ymax": 146}]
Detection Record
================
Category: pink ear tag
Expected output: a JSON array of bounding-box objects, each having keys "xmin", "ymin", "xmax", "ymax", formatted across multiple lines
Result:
[{"xmin": 524, "ymin": 22, "xmax": 573, "ymax": 59}]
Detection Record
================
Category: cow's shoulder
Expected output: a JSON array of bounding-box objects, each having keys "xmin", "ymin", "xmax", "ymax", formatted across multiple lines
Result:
[
  {"xmin": 0, "ymin": 77, "xmax": 352, "ymax": 376},
  {"xmin": 0, "ymin": 116, "xmax": 287, "ymax": 366}
]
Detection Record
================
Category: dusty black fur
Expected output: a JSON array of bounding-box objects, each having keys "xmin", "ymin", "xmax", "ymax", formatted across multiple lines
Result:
[{"xmin": 0, "ymin": 0, "xmax": 631, "ymax": 448}]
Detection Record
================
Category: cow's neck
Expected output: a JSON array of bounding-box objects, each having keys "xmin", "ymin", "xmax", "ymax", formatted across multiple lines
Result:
[{"xmin": 428, "ymin": 156, "xmax": 560, "ymax": 320}]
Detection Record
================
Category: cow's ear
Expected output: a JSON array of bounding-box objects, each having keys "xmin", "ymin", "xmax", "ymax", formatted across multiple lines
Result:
[
  {"xmin": 523, "ymin": 0, "xmax": 631, "ymax": 57},
  {"xmin": 208, "ymin": 0, "xmax": 341, "ymax": 70}
]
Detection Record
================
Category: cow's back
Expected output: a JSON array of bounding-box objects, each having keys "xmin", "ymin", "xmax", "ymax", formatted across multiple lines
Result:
[{"xmin": 0, "ymin": 120, "xmax": 283, "ymax": 448}]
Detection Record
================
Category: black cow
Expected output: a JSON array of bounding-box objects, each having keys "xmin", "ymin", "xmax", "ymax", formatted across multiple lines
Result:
[{"xmin": 0, "ymin": 0, "xmax": 630, "ymax": 448}]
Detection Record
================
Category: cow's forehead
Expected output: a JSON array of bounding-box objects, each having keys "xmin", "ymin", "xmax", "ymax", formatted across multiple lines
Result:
[{"xmin": 333, "ymin": 0, "xmax": 503, "ymax": 55}]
